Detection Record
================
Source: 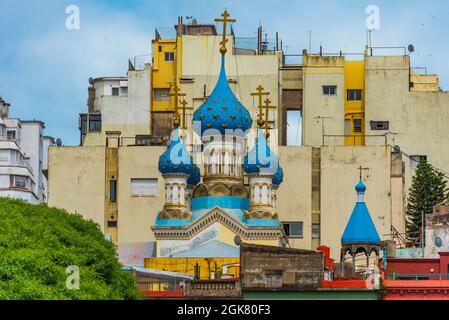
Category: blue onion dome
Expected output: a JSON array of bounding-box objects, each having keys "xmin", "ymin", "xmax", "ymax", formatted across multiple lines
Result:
[
  {"xmin": 187, "ymin": 164, "xmax": 201, "ymax": 186},
  {"xmin": 193, "ymin": 55, "xmax": 252, "ymax": 136},
  {"xmin": 272, "ymin": 165, "xmax": 284, "ymax": 186},
  {"xmin": 158, "ymin": 130, "xmax": 194, "ymax": 176},
  {"xmin": 355, "ymin": 179, "xmax": 367, "ymax": 193},
  {"xmin": 244, "ymin": 131, "xmax": 279, "ymax": 175}
]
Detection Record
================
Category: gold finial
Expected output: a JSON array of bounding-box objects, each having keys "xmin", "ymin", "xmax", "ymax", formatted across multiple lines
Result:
[
  {"xmin": 179, "ymin": 99, "xmax": 193, "ymax": 130},
  {"xmin": 263, "ymin": 98, "xmax": 276, "ymax": 139},
  {"xmin": 215, "ymin": 10, "xmax": 236, "ymax": 55},
  {"xmin": 251, "ymin": 85, "xmax": 270, "ymax": 128},
  {"xmin": 169, "ymin": 81, "xmax": 186, "ymax": 128}
]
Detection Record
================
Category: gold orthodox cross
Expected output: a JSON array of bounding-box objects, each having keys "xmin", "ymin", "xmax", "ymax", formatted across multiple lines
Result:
[
  {"xmin": 358, "ymin": 165, "xmax": 369, "ymax": 180},
  {"xmin": 215, "ymin": 10, "xmax": 236, "ymax": 54},
  {"xmin": 251, "ymin": 85, "xmax": 270, "ymax": 128},
  {"xmin": 263, "ymin": 98, "xmax": 276, "ymax": 139},
  {"xmin": 169, "ymin": 82, "xmax": 186, "ymax": 128},
  {"xmin": 179, "ymin": 99, "xmax": 193, "ymax": 130}
]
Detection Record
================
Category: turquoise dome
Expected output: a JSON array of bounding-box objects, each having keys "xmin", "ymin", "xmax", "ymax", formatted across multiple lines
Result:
[
  {"xmin": 158, "ymin": 130, "xmax": 194, "ymax": 176},
  {"xmin": 272, "ymin": 165, "xmax": 284, "ymax": 186},
  {"xmin": 243, "ymin": 131, "xmax": 279, "ymax": 175},
  {"xmin": 187, "ymin": 164, "xmax": 201, "ymax": 186},
  {"xmin": 193, "ymin": 55, "xmax": 252, "ymax": 136},
  {"xmin": 355, "ymin": 179, "xmax": 367, "ymax": 193}
]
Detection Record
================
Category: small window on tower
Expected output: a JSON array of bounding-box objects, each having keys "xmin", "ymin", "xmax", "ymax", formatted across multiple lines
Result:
[
  {"xmin": 112, "ymin": 87, "xmax": 120, "ymax": 96},
  {"xmin": 283, "ymin": 222, "xmax": 303, "ymax": 238},
  {"xmin": 370, "ymin": 121, "xmax": 389, "ymax": 131},
  {"xmin": 353, "ymin": 119, "xmax": 362, "ymax": 133},
  {"xmin": 347, "ymin": 89, "xmax": 362, "ymax": 101},
  {"xmin": 164, "ymin": 52, "xmax": 175, "ymax": 62}
]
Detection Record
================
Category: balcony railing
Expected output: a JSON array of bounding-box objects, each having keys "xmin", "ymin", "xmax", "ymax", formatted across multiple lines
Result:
[
  {"xmin": 0, "ymin": 159, "xmax": 33, "ymax": 175},
  {"xmin": 184, "ymin": 279, "xmax": 242, "ymax": 298},
  {"xmin": 387, "ymin": 273, "xmax": 449, "ymax": 280}
]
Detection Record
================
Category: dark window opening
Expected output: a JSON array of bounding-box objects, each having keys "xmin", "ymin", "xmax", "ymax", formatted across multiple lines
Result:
[
  {"xmin": 109, "ymin": 180, "xmax": 117, "ymax": 203},
  {"xmin": 353, "ymin": 119, "xmax": 362, "ymax": 133},
  {"xmin": 322, "ymin": 85, "xmax": 337, "ymax": 95},
  {"xmin": 112, "ymin": 87, "xmax": 119, "ymax": 96},
  {"xmin": 312, "ymin": 224, "xmax": 320, "ymax": 239},
  {"xmin": 370, "ymin": 121, "xmax": 389, "ymax": 131},
  {"xmin": 283, "ymin": 222, "xmax": 303, "ymax": 238},
  {"xmin": 89, "ymin": 114, "xmax": 101, "ymax": 132},
  {"xmin": 347, "ymin": 89, "xmax": 362, "ymax": 101},
  {"xmin": 107, "ymin": 220, "xmax": 117, "ymax": 228},
  {"xmin": 164, "ymin": 52, "xmax": 175, "ymax": 62}
]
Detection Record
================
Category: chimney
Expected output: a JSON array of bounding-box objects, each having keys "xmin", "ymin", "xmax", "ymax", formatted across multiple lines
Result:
[
  {"xmin": 0, "ymin": 97, "xmax": 10, "ymax": 118},
  {"xmin": 87, "ymin": 81, "xmax": 96, "ymax": 113}
]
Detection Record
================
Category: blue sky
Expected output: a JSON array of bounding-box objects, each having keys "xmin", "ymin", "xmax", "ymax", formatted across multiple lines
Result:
[{"xmin": 0, "ymin": 0, "xmax": 448, "ymax": 146}]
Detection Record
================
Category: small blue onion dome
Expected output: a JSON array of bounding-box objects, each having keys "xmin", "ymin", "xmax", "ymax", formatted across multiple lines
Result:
[
  {"xmin": 193, "ymin": 55, "xmax": 252, "ymax": 136},
  {"xmin": 272, "ymin": 165, "xmax": 284, "ymax": 186},
  {"xmin": 244, "ymin": 131, "xmax": 279, "ymax": 175},
  {"xmin": 355, "ymin": 179, "xmax": 367, "ymax": 193},
  {"xmin": 158, "ymin": 130, "xmax": 194, "ymax": 176},
  {"xmin": 187, "ymin": 164, "xmax": 201, "ymax": 186}
]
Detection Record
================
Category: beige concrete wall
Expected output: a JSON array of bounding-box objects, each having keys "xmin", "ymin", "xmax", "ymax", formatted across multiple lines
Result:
[
  {"xmin": 117, "ymin": 146, "xmax": 165, "ymax": 243},
  {"xmin": 277, "ymin": 146, "xmax": 312, "ymax": 249},
  {"xmin": 320, "ymin": 146, "xmax": 391, "ymax": 258},
  {"xmin": 302, "ymin": 55, "xmax": 345, "ymax": 147},
  {"xmin": 48, "ymin": 146, "xmax": 105, "ymax": 230},
  {"xmin": 364, "ymin": 55, "xmax": 449, "ymax": 195}
]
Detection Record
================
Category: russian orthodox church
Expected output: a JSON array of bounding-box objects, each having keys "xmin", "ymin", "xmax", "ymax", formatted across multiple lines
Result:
[{"xmin": 151, "ymin": 13, "xmax": 284, "ymax": 258}]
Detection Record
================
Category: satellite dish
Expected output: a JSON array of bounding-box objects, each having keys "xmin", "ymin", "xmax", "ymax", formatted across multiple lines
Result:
[
  {"xmin": 234, "ymin": 235, "xmax": 241, "ymax": 246},
  {"xmin": 56, "ymin": 138, "xmax": 62, "ymax": 147},
  {"xmin": 88, "ymin": 77, "xmax": 94, "ymax": 85},
  {"xmin": 302, "ymin": 49, "xmax": 308, "ymax": 55},
  {"xmin": 393, "ymin": 145, "xmax": 401, "ymax": 154},
  {"xmin": 408, "ymin": 44, "xmax": 415, "ymax": 53}
]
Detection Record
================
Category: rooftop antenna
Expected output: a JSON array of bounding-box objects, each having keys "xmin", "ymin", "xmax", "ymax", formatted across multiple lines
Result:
[{"xmin": 307, "ymin": 30, "xmax": 312, "ymax": 53}]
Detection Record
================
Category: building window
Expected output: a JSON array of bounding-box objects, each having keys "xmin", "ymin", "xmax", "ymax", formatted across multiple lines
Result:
[
  {"xmin": 353, "ymin": 119, "xmax": 362, "ymax": 133},
  {"xmin": 109, "ymin": 180, "xmax": 117, "ymax": 203},
  {"xmin": 131, "ymin": 178, "xmax": 158, "ymax": 197},
  {"xmin": 153, "ymin": 88, "xmax": 170, "ymax": 101},
  {"xmin": 312, "ymin": 224, "xmax": 320, "ymax": 239},
  {"xmin": 164, "ymin": 52, "xmax": 175, "ymax": 62},
  {"xmin": 112, "ymin": 87, "xmax": 120, "ymax": 96},
  {"xmin": 283, "ymin": 222, "xmax": 303, "ymax": 238},
  {"xmin": 10, "ymin": 175, "xmax": 27, "ymax": 189},
  {"xmin": 88, "ymin": 114, "xmax": 101, "ymax": 132},
  {"xmin": 120, "ymin": 87, "xmax": 128, "ymax": 96},
  {"xmin": 410, "ymin": 155, "xmax": 427, "ymax": 170},
  {"xmin": 6, "ymin": 130, "xmax": 16, "ymax": 141},
  {"xmin": 322, "ymin": 85, "xmax": 337, "ymax": 95},
  {"xmin": 370, "ymin": 121, "xmax": 389, "ymax": 131},
  {"xmin": 347, "ymin": 89, "xmax": 362, "ymax": 101},
  {"xmin": 107, "ymin": 220, "xmax": 117, "ymax": 228},
  {"xmin": 79, "ymin": 114, "xmax": 87, "ymax": 145},
  {"xmin": 345, "ymin": 119, "xmax": 351, "ymax": 135}
]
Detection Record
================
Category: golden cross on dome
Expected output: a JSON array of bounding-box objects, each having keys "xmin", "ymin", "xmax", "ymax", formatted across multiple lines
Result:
[
  {"xmin": 179, "ymin": 99, "xmax": 193, "ymax": 130},
  {"xmin": 169, "ymin": 81, "xmax": 186, "ymax": 128},
  {"xmin": 215, "ymin": 10, "xmax": 236, "ymax": 55},
  {"xmin": 263, "ymin": 98, "xmax": 276, "ymax": 139},
  {"xmin": 358, "ymin": 165, "xmax": 369, "ymax": 180},
  {"xmin": 251, "ymin": 85, "xmax": 270, "ymax": 128}
]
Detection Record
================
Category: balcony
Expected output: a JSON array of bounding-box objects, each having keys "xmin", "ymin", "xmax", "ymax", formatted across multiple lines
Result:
[{"xmin": 184, "ymin": 279, "xmax": 242, "ymax": 299}]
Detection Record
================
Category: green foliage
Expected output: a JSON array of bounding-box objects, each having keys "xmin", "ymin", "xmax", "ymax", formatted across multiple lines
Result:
[
  {"xmin": 406, "ymin": 160, "xmax": 449, "ymax": 244},
  {"xmin": 0, "ymin": 198, "xmax": 143, "ymax": 300}
]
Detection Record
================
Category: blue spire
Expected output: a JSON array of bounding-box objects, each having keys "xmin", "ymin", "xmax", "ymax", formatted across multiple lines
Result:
[
  {"xmin": 341, "ymin": 180, "xmax": 380, "ymax": 244},
  {"xmin": 193, "ymin": 55, "xmax": 252, "ymax": 136}
]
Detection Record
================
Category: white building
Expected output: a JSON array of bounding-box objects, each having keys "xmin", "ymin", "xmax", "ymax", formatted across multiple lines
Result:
[{"xmin": 0, "ymin": 97, "xmax": 55, "ymax": 203}]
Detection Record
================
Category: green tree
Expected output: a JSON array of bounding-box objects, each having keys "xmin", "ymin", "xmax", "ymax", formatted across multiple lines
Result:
[
  {"xmin": 406, "ymin": 160, "xmax": 449, "ymax": 245},
  {"xmin": 0, "ymin": 198, "xmax": 143, "ymax": 300}
]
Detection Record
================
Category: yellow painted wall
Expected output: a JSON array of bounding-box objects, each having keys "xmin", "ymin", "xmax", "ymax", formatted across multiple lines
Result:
[
  {"xmin": 344, "ymin": 60, "xmax": 365, "ymax": 146},
  {"xmin": 144, "ymin": 257, "xmax": 240, "ymax": 280},
  {"xmin": 151, "ymin": 39, "xmax": 177, "ymax": 112}
]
